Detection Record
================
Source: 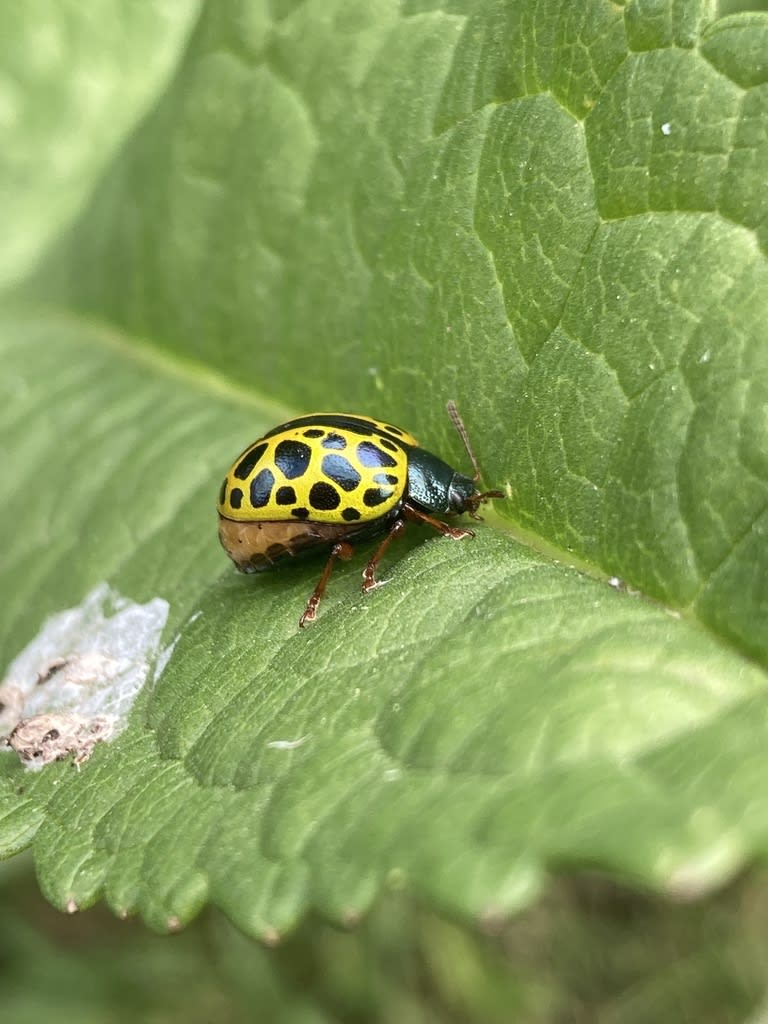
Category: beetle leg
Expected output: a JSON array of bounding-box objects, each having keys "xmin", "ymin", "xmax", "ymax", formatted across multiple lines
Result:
[
  {"xmin": 361, "ymin": 518, "xmax": 407, "ymax": 593},
  {"xmin": 402, "ymin": 503, "xmax": 475, "ymax": 540},
  {"xmin": 299, "ymin": 541, "xmax": 355, "ymax": 627}
]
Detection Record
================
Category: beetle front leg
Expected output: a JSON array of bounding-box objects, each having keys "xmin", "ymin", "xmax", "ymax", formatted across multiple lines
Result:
[{"xmin": 402, "ymin": 504, "xmax": 475, "ymax": 540}]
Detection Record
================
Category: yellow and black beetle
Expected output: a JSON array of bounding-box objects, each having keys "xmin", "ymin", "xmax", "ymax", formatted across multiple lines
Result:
[{"xmin": 217, "ymin": 401, "xmax": 502, "ymax": 626}]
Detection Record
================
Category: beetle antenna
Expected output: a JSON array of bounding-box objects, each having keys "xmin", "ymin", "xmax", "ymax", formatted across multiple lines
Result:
[{"xmin": 446, "ymin": 399, "xmax": 482, "ymax": 482}]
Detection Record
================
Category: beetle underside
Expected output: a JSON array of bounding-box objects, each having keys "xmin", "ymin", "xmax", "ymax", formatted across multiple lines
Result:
[
  {"xmin": 217, "ymin": 515, "xmax": 387, "ymax": 573},
  {"xmin": 218, "ymin": 503, "xmax": 478, "ymax": 627}
]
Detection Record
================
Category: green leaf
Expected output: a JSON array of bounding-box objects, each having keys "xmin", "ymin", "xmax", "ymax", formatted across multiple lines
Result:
[
  {"xmin": 1, "ymin": 0, "xmax": 768, "ymax": 943},
  {"xmin": 0, "ymin": 1, "xmax": 201, "ymax": 290}
]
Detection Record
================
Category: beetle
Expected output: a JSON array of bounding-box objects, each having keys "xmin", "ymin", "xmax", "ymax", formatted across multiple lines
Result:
[{"xmin": 217, "ymin": 401, "xmax": 503, "ymax": 626}]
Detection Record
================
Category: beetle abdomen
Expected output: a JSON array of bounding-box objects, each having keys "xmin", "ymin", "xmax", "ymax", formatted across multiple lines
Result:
[{"xmin": 218, "ymin": 516, "xmax": 385, "ymax": 572}]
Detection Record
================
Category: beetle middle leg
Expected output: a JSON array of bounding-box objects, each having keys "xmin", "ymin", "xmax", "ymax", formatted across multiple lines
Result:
[
  {"xmin": 300, "ymin": 541, "xmax": 355, "ymax": 627},
  {"xmin": 361, "ymin": 518, "xmax": 407, "ymax": 593}
]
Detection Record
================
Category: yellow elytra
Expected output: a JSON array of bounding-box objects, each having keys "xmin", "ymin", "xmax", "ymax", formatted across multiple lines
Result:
[{"xmin": 218, "ymin": 413, "xmax": 418, "ymax": 526}]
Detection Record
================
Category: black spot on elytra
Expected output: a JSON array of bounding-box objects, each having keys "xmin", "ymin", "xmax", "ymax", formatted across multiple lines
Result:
[
  {"xmin": 373, "ymin": 473, "xmax": 398, "ymax": 486},
  {"xmin": 291, "ymin": 507, "xmax": 310, "ymax": 520},
  {"xmin": 379, "ymin": 437, "xmax": 398, "ymax": 453},
  {"xmin": 218, "ymin": 479, "xmax": 227, "ymax": 505},
  {"xmin": 250, "ymin": 469, "xmax": 274, "ymax": 508},
  {"xmin": 302, "ymin": 428, "xmax": 325, "ymax": 438},
  {"xmin": 363, "ymin": 487, "xmax": 393, "ymax": 507},
  {"xmin": 309, "ymin": 481, "xmax": 341, "ymax": 510},
  {"xmin": 321, "ymin": 432, "xmax": 347, "ymax": 450},
  {"xmin": 229, "ymin": 487, "xmax": 243, "ymax": 510},
  {"xmin": 357, "ymin": 440, "xmax": 397, "ymax": 469},
  {"xmin": 384, "ymin": 424, "xmax": 404, "ymax": 436},
  {"xmin": 322, "ymin": 454, "xmax": 361, "ymax": 492},
  {"xmin": 234, "ymin": 442, "xmax": 267, "ymax": 480},
  {"xmin": 275, "ymin": 485, "xmax": 297, "ymax": 505},
  {"xmin": 342, "ymin": 508, "xmax": 361, "ymax": 521},
  {"xmin": 275, "ymin": 440, "xmax": 312, "ymax": 479}
]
